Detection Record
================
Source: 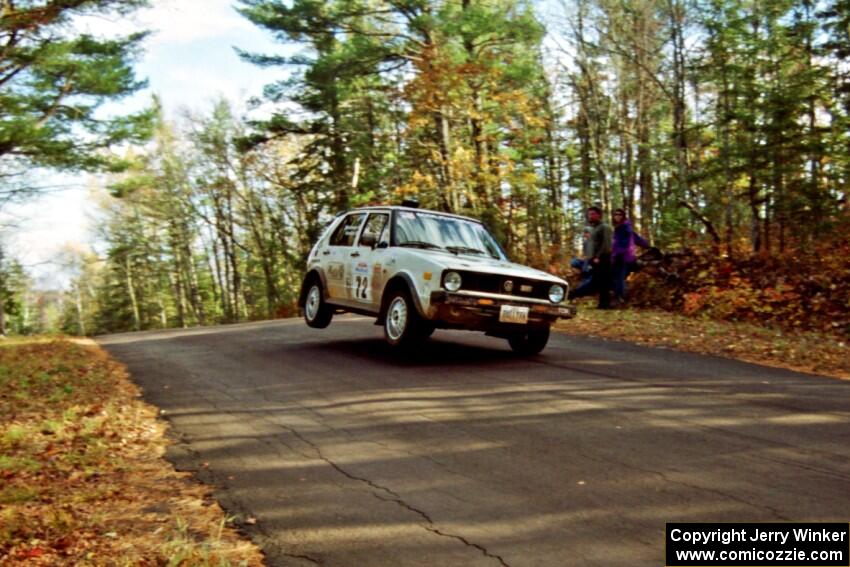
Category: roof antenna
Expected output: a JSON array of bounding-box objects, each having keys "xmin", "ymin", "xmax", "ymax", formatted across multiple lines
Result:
[{"xmin": 401, "ymin": 197, "xmax": 420, "ymax": 209}]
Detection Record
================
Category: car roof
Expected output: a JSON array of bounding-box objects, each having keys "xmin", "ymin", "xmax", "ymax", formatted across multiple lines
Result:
[{"xmin": 346, "ymin": 206, "xmax": 482, "ymax": 224}]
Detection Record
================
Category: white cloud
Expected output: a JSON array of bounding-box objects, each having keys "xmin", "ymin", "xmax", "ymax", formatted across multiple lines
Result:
[
  {"xmin": 76, "ymin": 0, "xmax": 255, "ymax": 46},
  {"xmin": 140, "ymin": 0, "xmax": 256, "ymax": 46}
]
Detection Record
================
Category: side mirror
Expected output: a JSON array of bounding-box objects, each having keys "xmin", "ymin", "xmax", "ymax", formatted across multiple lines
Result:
[
  {"xmin": 360, "ymin": 232, "xmax": 377, "ymax": 248},
  {"xmin": 376, "ymin": 241, "xmax": 389, "ymax": 249}
]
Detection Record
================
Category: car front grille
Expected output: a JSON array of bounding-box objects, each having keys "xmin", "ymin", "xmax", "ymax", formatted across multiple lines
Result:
[{"xmin": 453, "ymin": 271, "xmax": 553, "ymax": 301}]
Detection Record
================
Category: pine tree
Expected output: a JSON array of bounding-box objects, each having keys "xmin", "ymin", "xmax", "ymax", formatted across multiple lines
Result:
[{"xmin": 0, "ymin": 0, "xmax": 153, "ymax": 205}]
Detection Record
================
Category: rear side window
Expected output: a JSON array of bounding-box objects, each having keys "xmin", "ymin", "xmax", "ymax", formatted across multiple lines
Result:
[
  {"xmin": 358, "ymin": 213, "xmax": 389, "ymax": 247},
  {"xmin": 329, "ymin": 213, "xmax": 366, "ymax": 247}
]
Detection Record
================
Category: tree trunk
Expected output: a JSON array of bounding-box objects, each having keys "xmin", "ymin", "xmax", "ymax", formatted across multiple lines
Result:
[
  {"xmin": 434, "ymin": 110, "xmax": 456, "ymax": 211},
  {"xmin": 637, "ymin": 106, "xmax": 654, "ymax": 242},
  {"xmin": 210, "ymin": 230, "xmax": 229, "ymax": 320},
  {"xmin": 329, "ymin": 81, "xmax": 349, "ymax": 211},
  {"xmin": 718, "ymin": 53, "xmax": 734, "ymax": 257},
  {"xmin": 460, "ymin": 1, "xmax": 490, "ymax": 210},
  {"xmin": 124, "ymin": 257, "xmax": 141, "ymax": 331},
  {"xmin": 669, "ymin": 0, "xmax": 690, "ymax": 203},
  {"xmin": 172, "ymin": 214, "xmax": 205, "ymax": 326},
  {"xmin": 157, "ymin": 292, "xmax": 168, "ymax": 328},
  {"xmin": 544, "ymin": 117, "xmax": 563, "ymax": 246},
  {"xmin": 748, "ymin": 174, "xmax": 762, "ymax": 253},
  {"xmin": 679, "ymin": 200, "xmax": 721, "ymax": 248},
  {"xmin": 75, "ymin": 285, "xmax": 86, "ymax": 336},
  {"xmin": 0, "ymin": 247, "xmax": 5, "ymax": 336}
]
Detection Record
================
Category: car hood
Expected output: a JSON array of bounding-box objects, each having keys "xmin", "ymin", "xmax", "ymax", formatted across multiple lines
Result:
[{"xmin": 401, "ymin": 249, "xmax": 566, "ymax": 284}]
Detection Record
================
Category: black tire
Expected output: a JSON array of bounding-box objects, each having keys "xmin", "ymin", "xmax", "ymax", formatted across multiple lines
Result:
[
  {"xmin": 383, "ymin": 288, "xmax": 425, "ymax": 348},
  {"xmin": 303, "ymin": 280, "xmax": 333, "ymax": 329},
  {"xmin": 507, "ymin": 325, "xmax": 550, "ymax": 355}
]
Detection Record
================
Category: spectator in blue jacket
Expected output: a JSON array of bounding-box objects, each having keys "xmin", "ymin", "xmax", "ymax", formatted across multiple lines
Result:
[{"xmin": 611, "ymin": 209, "xmax": 650, "ymax": 306}]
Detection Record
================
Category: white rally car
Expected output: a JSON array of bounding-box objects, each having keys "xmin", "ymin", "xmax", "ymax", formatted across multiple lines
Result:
[{"xmin": 298, "ymin": 205, "xmax": 576, "ymax": 354}]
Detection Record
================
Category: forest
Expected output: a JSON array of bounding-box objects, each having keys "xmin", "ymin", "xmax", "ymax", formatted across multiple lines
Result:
[{"xmin": 1, "ymin": 0, "xmax": 848, "ymax": 338}]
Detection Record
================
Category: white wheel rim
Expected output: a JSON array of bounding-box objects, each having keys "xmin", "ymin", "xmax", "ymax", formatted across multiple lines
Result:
[
  {"xmin": 306, "ymin": 285, "xmax": 321, "ymax": 320},
  {"xmin": 386, "ymin": 297, "xmax": 408, "ymax": 341}
]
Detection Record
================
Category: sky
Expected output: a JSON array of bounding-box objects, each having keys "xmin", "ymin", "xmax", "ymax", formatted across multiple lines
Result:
[
  {"xmin": 5, "ymin": 0, "xmax": 574, "ymax": 289},
  {"xmin": 3, "ymin": 0, "xmax": 291, "ymax": 288}
]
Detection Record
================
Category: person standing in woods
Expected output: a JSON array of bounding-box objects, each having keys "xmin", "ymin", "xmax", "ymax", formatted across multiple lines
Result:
[
  {"xmin": 611, "ymin": 209, "xmax": 650, "ymax": 307},
  {"xmin": 569, "ymin": 207, "xmax": 613, "ymax": 309},
  {"xmin": 570, "ymin": 227, "xmax": 593, "ymax": 284}
]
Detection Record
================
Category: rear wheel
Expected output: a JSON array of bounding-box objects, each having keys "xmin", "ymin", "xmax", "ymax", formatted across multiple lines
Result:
[
  {"xmin": 304, "ymin": 281, "xmax": 333, "ymax": 329},
  {"xmin": 383, "ymin": 289, "xmax": 426, "ymax": 348},
  {"xmin": 507, "ymin": 325, "xmax": 550, "ymax": 355}
]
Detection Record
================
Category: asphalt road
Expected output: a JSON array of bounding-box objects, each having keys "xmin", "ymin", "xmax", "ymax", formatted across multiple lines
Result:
[{"xmin": 99, "ymin": 317, "xmax": 850, "ymax": 567}]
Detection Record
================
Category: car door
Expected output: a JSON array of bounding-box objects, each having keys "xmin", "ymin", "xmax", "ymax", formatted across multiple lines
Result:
[
  {"xmin": 350, "ymin": 212, "xmax": 390, "ymax": 309},
  {"xmin": 325, "ymin": 212, "xmax": 366, "ymax": 300}
]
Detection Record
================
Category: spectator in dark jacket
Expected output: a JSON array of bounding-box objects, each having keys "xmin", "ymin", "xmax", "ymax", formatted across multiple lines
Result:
[
  {"xmin": 569, "ymin": 207, "xmax": 613, "ymax": 309},
  {"xmin": 611, "ymin": 208, "xmax": 650, "ymax": 305},
  {"xmin": 570, "ymin": 226, "xmax": 593, "ymax": 284}
]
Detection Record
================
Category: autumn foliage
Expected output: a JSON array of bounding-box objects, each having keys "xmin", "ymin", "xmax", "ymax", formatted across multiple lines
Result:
[
  {"xmin": 0, "ymin": 340, "xmax": 263, "ymax": 565},
  {"xmin": 626, "ymin": 238, "xmax": 850, "ymax": 339}
]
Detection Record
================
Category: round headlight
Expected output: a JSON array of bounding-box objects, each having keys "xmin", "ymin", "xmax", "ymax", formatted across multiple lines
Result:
[
  {"xmin": 549, "ymin": 284, "xmax": 565, "ymax": 303},
  {"xmin": 444, "ymin": 271, "xmax": 462, "ymax": 292}
]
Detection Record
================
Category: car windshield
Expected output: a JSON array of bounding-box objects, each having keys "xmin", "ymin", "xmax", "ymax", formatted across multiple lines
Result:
[{"xmin": 393, "ymin": 210, "xmax": 506, "ymax": 260}]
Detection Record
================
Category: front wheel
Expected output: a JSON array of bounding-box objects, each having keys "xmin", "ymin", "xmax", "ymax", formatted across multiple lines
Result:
[
  {"xmin": 383, "ymin": 289, "xmax": 426, "ymax": 348},
  {"xmin": 507, "ymin": 325, "xmax": 550, "ymax": 355},
  {"xmin": 304, "ymin": 281, "xmax": 333, "ymax": 328}
]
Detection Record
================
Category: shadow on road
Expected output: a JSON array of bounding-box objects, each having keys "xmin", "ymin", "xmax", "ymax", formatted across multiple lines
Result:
[
  {"xmin": 99, "ymin": 319, "xmax": 850, "ymax": 567},
  {"xmin": 298, "ymin": 335, "xmax": 521, "ymax": 368}
]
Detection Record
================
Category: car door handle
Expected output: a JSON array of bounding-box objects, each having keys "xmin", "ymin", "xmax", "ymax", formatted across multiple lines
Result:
[
  {"xmin": 350, "ymin": 252, "xmax": 360, "ymax": 258},
  {"xmin": 322, "ymin": 250, "xmax": 331, "ymax": 255}
]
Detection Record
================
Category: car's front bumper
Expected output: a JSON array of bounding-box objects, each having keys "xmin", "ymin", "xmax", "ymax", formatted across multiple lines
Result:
[{"xmin": 428, "ymin": 290, "xmax": 577, "ymax": 329}]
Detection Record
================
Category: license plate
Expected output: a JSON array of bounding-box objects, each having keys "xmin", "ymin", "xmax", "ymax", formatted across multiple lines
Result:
[{"xmin": 499, "ymin": 305, "xmax": 529, "ymax": 324}]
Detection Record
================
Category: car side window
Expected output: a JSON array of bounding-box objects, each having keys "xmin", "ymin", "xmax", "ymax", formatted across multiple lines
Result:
[
  {"xmin": 358, "ymin": 213, "xmax": 389, "ymax": 247},
  {"xmin": 378, "ymin": 218, "xmax": 390, "ymax": 245},
  {"xmin": 329, "ymin": 213, "xmax": 366, "ymax": 247}
]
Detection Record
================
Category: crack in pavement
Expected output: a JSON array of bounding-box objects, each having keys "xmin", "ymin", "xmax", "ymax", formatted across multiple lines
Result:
[
  {"xmin": 272, "ymin": 420, "xmax": 512, "ymax": 567},
  {"xmin": 281, "ymin": 552, "xmax": 322, "ymax": 565},
  {"xmin": 225, "ymin": 384, "xmax": 510, "ymax": 567},
  {"xmin": 614, "ymin": 459, "xmax": 792, "ymax": 521},
  {"xmin": 158, "ymin": 392, "xmax": 329, "ymax": 567},
  {"xmin": 403, "ymin": 380, "xmax": 792, "ymax": 521},
  {"xmin": 170, "ymin": 427, "xmax": 326, "ymax": 566},
  {"xmin": 550, "ymin": 437, "xmax": 793, "ymax": 521},
  {"xmin": 212, "ymin": 352, "xmax": 797, "ymax": 524},
  {"xmin": 170, "ymin": 355, "xmax": 792, "ymax": 556},
  {"xmin": 426, "ymin": 527, "xmax": 511, "ymax": 567},
  {"xmin": 235, "ymin": 365, "xmax": 791, "ymax": 541},
  {"xmin": 203, "ymin": 396, "xmax": 511, "ymax": 567},
  {"xmin": 532, "ymin": 358, "xmax": 850, "ymax": 468},
  {"xmin": 367, "ymin": 490, "xmax": 511, "ymax": 567},
  {"xmin": 262, "ymin": 539, "xmax": 323, "ymax": 566},
  {"xmin": 249, "ymin": 386, "xmax": 481, "ymax": 486}
]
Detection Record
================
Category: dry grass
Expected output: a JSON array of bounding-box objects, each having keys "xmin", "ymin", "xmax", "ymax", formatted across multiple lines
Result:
[
  {"xmin": 556, "ymin": 303, "xmax": 850, "ymax": 380},
  {"xmin": 0, "ymin": 338, "xmax": 265, "ymax": 565}
]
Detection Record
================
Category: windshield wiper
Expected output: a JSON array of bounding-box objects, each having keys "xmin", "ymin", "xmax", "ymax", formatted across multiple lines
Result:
[
  {"xmin": 398, "ymin": 240, "xmax": 442, "ymax": 250},
  {"xmin": 445, "ymin": 245, "xmax": 486, "ymax": 256}
]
